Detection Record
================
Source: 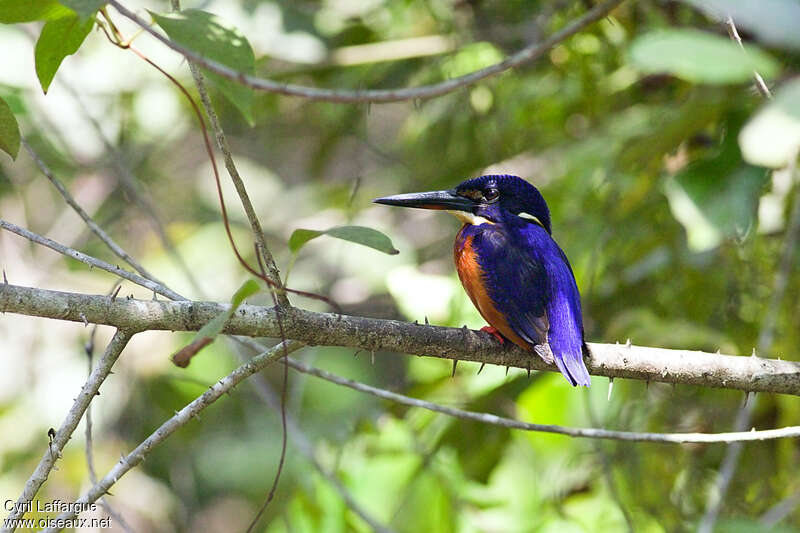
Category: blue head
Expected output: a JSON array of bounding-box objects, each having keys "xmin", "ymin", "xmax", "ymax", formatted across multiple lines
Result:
[{"xmin": 374, "ymin": 174, "xmax": 552, "ymax": 234}]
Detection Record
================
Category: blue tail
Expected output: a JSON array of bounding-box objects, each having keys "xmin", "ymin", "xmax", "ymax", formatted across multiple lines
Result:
[
  {"xmin": 546, "ymin": 253, "xmax": 591, "ymax": 387},
  {"xmin": 550, "ymin": 337, "xmax": 591, "ymax": 387}
]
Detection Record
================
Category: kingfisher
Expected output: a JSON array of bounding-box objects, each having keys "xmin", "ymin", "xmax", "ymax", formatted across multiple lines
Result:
[{"xmin": 374, "ymin": 174, "xmax": 590, "ymax": 386}]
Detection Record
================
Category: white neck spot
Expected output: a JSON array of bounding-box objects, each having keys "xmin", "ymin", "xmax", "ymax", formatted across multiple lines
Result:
[{"xmin": 446, "ymin": 210, "xmax": 492, "ymax": 226}]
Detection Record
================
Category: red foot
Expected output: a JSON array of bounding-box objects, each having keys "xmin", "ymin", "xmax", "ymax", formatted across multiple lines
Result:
[{"xmin": 480, "ymin": 326, "xmax": 505, "ymax": 344}]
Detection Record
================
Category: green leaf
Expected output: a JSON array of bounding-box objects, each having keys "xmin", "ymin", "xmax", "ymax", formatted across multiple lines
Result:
[
  {"xmin": 172, "ymin": 279, "xmax": 261, "ymax": 367},
  {"xmin": 629, "ymin": 29, "xmax": 779, "ymax": 84},
  {"xmin": 150, "ymin": 9, "xmax": 255, "ymax": 125},
  {"xmin": 681, "ymin": 0, "xmax": 800, "ymax": 52},
  {"xmin": 0, "ymin": 0, "xmax": 72, "ymax": 23},
  {"xmin": 34, "ymin": 12, "xmax": 94, "ymax": 93},
  {"xmin": 57, "ymin": 0, "xmax": 105, "ymax": 20},
  {"xmin": 288, "ymin": 225, "xmax": 400, "ymax": 255},
  {"xmin": 231, "ymin": 278, "xmax": 261, "ymax": 307},
  {"xmin": 0, "ymin": 95, "xmax": 20, "ymax": 160}
]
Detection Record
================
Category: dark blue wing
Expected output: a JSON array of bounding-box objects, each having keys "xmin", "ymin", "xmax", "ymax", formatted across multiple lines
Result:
[{"xmin": 473, "ymin": 224, "xmax": 590, "ymax": 386}]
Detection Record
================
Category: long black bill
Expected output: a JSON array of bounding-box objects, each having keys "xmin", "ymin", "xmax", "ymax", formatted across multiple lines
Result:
[{"xmin": 373, "ymin": 189, "xmax": 473, "ymax": 212}]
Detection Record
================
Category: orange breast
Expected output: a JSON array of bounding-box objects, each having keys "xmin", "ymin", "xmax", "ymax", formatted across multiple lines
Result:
[{"xmin": 453, "ymin": 228, "xmax": 531, "ymax": 350}]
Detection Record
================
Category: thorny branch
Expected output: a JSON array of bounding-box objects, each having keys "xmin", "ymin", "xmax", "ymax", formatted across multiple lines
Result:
[
  {"xmin": 40, "ymin": 341, "xmax": 303, "ymax": 533},
  {"xmin": 3, "ymin": 283, "xmax": 800, "ymax": 397},
  {"xmin": 1, "ymin": 330, "xmax": 132, "ymax": 533}
]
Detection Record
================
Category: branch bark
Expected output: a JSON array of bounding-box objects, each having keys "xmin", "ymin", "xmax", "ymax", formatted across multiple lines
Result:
[
  {"xmin": 106, "ymin": 0, "xmax": 626, "ymax": 103},
  {"xmin": 3, "ymin": 283, "xmax": 800, "ymax": 396}
]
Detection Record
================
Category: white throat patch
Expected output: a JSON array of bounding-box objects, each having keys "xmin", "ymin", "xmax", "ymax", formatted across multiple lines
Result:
[{"xmin": 446, "ymin": 210, "xmax": 492, "ymax": 226}]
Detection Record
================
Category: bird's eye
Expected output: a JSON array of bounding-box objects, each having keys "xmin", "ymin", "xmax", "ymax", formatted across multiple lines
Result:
[{"xmin": 484, "ymin": 188, "xmax": 499, "ymax": 202}]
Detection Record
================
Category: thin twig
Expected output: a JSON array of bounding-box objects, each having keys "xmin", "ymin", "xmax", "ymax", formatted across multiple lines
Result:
[
  {"xmin": 58, "ymin": 79, "xmax": 205, "ymax": 295},
  {"xmin": 165, "ymin": 0, "xmax": 286, "ymax": 305},
  {"xmin": 232, "ymin": 338, "xmax": 395, "ymax": 533},
  {"xmin": 2, "ymin": 330, "xmax": 132, "ymax": 533},
  {"xmin": 41, "ymin": 340, "xmax": 303, "ymax": 533},
  {"xmin": 283, "ymin": 357, "xmax": 800, "ymax": 444},
  {"xmin": 95, "ymin": 16, "xmax": 336, "ymax": 310},
  {"xmin": 697, "ymin": 19, "xmax": 788, "ymax": 526},
  {"xmin": 699, "ymin": 163, "xmax": 800, "ymax": 532},
  {"xmin": 724, "ymin": 17, "xmax": 771, "ymax": 99},
  {"xmin": 0, "ymin": 219, "xmax": 185, "ymax": 301},
  {"xmin": 21, "ymin": 139, "xmax": 166, "ymax": 288},
  {"xmin": 83, "ymin": 324, "xmax": 135, "ymax": 533},
  {"xmin": 105, "ymin": 0, "xmax": 626, "ymax": 103}
]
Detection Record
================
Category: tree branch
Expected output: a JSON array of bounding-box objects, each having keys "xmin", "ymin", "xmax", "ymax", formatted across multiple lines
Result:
[
  {"xmin": 105, "ymin": 0, "xmax": 626, "ymax": 103},
  {"xmin": 0, "ymin": 219, "xmax": 185, "ymax": 301},
  {"xmin": 41, "ymin": 340, "xmax": 303, "ymax": 533},
  {"xmin": 3, "ymin": 283, "xmax": 800, "ymax": 396},
  {"xmin": 283, "ymin": 357, "xmax": 800, "ymax": 443},
  {"xmin": 1, "ymin": 330, "xmax": 132, "ymax": 533}
]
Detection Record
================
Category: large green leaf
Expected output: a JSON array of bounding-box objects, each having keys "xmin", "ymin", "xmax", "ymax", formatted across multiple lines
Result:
[
  {"xmin": 150, "ymin": 9, "xmax": 255, "ymax": 125},
  {"xmin": 172, "ymin": 279, "xmax": 261, "ymax": 367},
  {"xmin": 0, "ymin": 95, "xmax": 20, "ymax": 160},
  {"xmin": 681, "ymin": 0, "xmax": 800, "ymax": 51},
  {"xmin": 0, "ymin": 0, "xmax": 71, "ymax": 23},
  {"xmin": 288, "ymin": 225, "xmax": 399, "ymax": 255},
  {"xmin": 57, "ymin": 0, "xmax": 105, "ymax": 20},
  {"xmin": 629, "ymin": 29, "xmax": 779, "ymax": 84},
  {"xmin": 34, "ymin": 12, "xmax": 95, "ymax": 93}
]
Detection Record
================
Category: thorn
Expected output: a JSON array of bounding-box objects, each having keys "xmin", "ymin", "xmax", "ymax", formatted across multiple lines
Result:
[
  {"xmin": 526, "ymin": 360, "xmax": 531, "ymax": 379},
  {"xmin": 413, "ymin": 319, "xmax": 418, "ymax": 325},
  {"xmin": 505, "ymin": 366, "xmax": 510, "ymax": 376},
  {"xmin": 607, "ymin": 377, "xmax": 614, "ymax": 401},
  {"xmin": 371, "ymin": 350, "xmax": 375, "ymax": 365},
  {"xmin": 111, "ymin": 285, "xmax": 122, "ymax": 301},
  {"xmin": 452, "ymin": 359, "xmax": 458, "ymax": 377},
  {"xmin": 716, "ymin": 348, "xmax": 721, "ymax": 354},
  {"xmin": 79, "ymin": 313, "xmax": 88, "ymax": 327},
  {"xmin": 625, "ymin": 338, "xmax": 632, "ymax": 348},
  {"xmin": 353, "ymin": 349, "xmax": 361, "ymax": 358},
  {"xmin": 2, "ymin": 270, "xmax": 7, "ymax": 284},
  {"xmin": 743, "ymin": 392, "xmax": 752, "ymax": 407},
  {"xmin": 152, "ymin": 291, "xmax": 158, "ymax": 301},
  {"xmin": 424, "ymin": 315, "xmax": 429, "ymax": 325},
  {"xmin": 751, "ymin": 348, "xmax": 758, "ymax": 358},
  {"xmin": 645, "ymin": 380, "xmax": 650, "ymax": 390},
  {"xmin": 477, "ymin": 362, "xmax": 486, "ymax": 375}
]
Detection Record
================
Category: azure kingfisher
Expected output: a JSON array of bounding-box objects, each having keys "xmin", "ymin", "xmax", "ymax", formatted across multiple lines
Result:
[{"xmin": 374, "ymin": 174, "xmax": 590, "ymax": 387}]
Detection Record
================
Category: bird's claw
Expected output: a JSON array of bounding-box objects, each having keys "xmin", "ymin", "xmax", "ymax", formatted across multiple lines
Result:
[{"xmin": 480, "ymin": 326, "xmax": 505, "ymax": 344}]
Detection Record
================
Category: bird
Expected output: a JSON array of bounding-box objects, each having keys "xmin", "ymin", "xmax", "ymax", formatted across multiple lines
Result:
[{"xmin": 374, "ymin": 174, "xmax": 590, "ymax": 387}]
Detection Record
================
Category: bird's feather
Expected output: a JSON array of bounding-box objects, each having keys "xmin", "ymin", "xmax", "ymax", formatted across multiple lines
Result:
[{"xmin": 455, "ymin": 222, "xmax": 590, "ymax": 387}]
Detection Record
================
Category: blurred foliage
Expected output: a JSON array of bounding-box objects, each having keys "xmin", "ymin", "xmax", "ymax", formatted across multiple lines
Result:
[{"xmin": 1, "ymin": 0, "xmax": 800, "ymax": 532}]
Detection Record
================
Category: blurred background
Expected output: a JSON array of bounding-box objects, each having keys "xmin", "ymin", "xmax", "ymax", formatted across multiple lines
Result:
[{"xmin": 1, "ymin": 0, "xmax": 800, "ymax": 531}]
